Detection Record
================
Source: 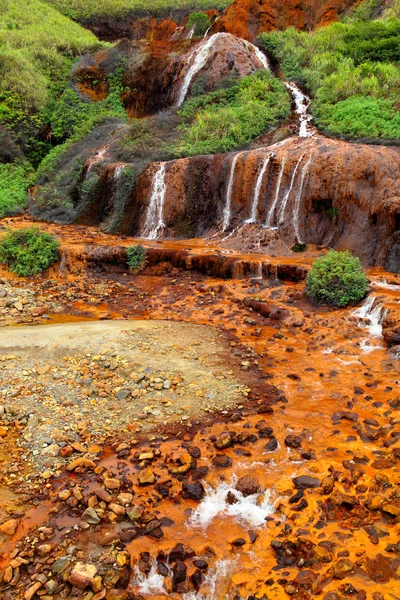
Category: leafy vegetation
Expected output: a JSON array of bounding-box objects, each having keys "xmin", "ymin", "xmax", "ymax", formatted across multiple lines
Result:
[
  {"xmin": 187, "ymin": 12, "xmax": 210, "ymax": 36},
  {"xmin": 127, "ymin": 244, "xmax": 147, "ymax": 272},
  {"xmin": 174, "ymin": 70, "xmax": 291, "ymax": 155},
  {"xmin": 259, "ymin": 10, "xmax": 400, "ymax": 140},
  {"xmin": 306, "ymin": 250, "xmax": 369, "ymax": 307},
  {"xmin": 0, "ymin": 227, "xmax": 60, "ymax": 276},
  {"xmin": 0, "ymin": 163, "xmax": 34, "ymax": 217},
  {"xmin": 0, "ymin": 0, "xmax": 102, "ymax": 134},
  {"xmin": 45, "ymin": 0, "xmax": 230, "ymax": 20}
]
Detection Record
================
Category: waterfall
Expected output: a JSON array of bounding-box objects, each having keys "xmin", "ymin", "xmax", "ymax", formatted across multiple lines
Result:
[
  {"xmin": 176, "ymin": 33, "xmax": 223, "ymax": 106},
  {"xmin": 245, "ymin": 154, "xmax": 273, "ymax": 224},
  {"xmin": 203, "ymin": 17, "xmax": 220, "ymax": 38},
  {"xmin": 133, "ymin": 560, "xmax": 167, "ymax": 595},
  {"xmin": 352, "ymin": 296, "xmax": 386, "ymax": 353},
  {"xmin": 276, "ymin": 154, "xmax": 305, "ymax": 225},
  {"xmin": 284, "ymin": 82, "xmax": 313, "ymax": 138},
  {"xmin": 242, "ymin": 39, "xmax": 270, "ymax": 70},
  {"xmin": 86, "ymin": 145, "xmax": 108, "ymax": 173},
  {"xmin": 113, "ymin": 164, "xmax": 125, "ymax": 181},
  {"xmin": 222, "ymin": 153, "xmax": 241, "ymax": 231},
  {"xmin": 58, "ymin": 250, "xmax": 67, "ymax": 275},
  {"xmin": 265, "ymin": 156, "xmax": 286, "ymax": 228},
  {"xmin": 142, "ymin": 163, "xmax": 167, "ymax": 240},
  {"xmin": 293, "ymin": 155, "xmax": 312, "ymax": 243},
  {"xmin": 187, "ymin": 25, "xmax": 195, "ymax": 40}
]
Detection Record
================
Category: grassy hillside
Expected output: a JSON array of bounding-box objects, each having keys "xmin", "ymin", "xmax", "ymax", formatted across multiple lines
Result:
[
  {"xmin": 45, "ymin": 0, "xmax": 230, "ymax": 20},
  {"xmin": 259, "ymin": 0, "xmax": 400, "ymax": 141}
]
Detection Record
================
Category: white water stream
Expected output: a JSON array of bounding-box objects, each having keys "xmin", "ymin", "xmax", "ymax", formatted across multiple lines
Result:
[
  {"xmin": 265, "ymin": 156, "xmax": 286, "ymax": 228},
  {"xmin": 352, "ymin": 295, "xmax": 386, "ymax": 353},
  {"xmin": 177, "ymin": 33, "xmax": 269, "ymax": 106},
  {"xmin": 245, "ymin": 154, "xmax": 273, "ymax": 224},
  {"xmin": 293, "ymin": 155, "xmax": 312, "ymax": 243},
  {"xmin": 222, "ymin": 153, "xmax": 241, "ymax": 231},
  {"xmin": 284, "ymin": 81, "xmax": 313, "ymax": 138},
  {"xmin": 141, "ymin": 163, "xmax": 167, "ymax": 239}
]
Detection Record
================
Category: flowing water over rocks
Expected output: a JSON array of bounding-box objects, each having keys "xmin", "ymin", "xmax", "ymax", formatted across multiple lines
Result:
[{"xmin": 0, "ymin": 218, "xmax": 399, "ymax": 600}]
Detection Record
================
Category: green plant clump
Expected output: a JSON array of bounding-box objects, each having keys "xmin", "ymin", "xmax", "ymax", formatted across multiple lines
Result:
[
  {"xmin": 175, "ymin": 70, "xmax": 291, "ymax": 156},
  {"xmin": 45, "ymin": 0, "xmax": 230, "ymax": 20},
  {"xmin": 259, "ymin": 10, "xmax": 400, "ymax": 141},
  {"xmin": 0, "ymin": 227, "xmax": 60, "ymax": 276},
  {"xmin": 0, "ymin": 162, "xmax": 34, "ymax": 216},
  {"xmin": 127, "ymin": 244, "xmax": 147, "ymax": 273},
  {"xmin": 187, "ymin": 12, "xmax": 210, "ymax": 36},
  {"xmin": 306, "ymin": 250, "xmax": 369, "ymax": 307}
]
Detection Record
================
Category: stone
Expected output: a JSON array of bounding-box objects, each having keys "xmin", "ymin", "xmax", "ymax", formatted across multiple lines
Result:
[
  {"xmin": 331, "ymin": 558, "xmax": 355, "ymax": 579},
  {"xmin": 182, "ymin": 481, "xmax": 205, "ymax": 501},
  {"xmin": 285, "ymin": 434, "xmax": 302, "ymax": 448},
  {"xmin": 24, "ymin": 582, "xmax": 42, "ymax": 600},
  {"xmin": 0, "ymin": 519, "xmax": 18, "ymax": 536},
  {"xmin": 293, "ymin": 475, "xmax": 320, "ymax": 490},
  {"xmin": 236, "ymin": 475, "xmax": 261, "ymax": 496},
  {"xmin": 214, "ymin": 432, "xmax": 233, "ymax": 450},
  {"xmin": 103, "ymin": 477, "xmax": 121, "ymax": 490},
  {"xmin": 68, "ymin": 562, "xmax": 98, "ymax": 589},
  {"xmin": 138, "ymin": 468, "xmax": 155, "ymax": 485},
  {"xmin": 81, "ymin": 507, "xmax": 101, "ymax": 525}
]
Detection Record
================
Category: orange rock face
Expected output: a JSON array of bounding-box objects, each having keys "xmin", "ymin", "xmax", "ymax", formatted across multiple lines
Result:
[{"xmin": 215, "ymin": 0, "xmax": 359, "ymax": 41}]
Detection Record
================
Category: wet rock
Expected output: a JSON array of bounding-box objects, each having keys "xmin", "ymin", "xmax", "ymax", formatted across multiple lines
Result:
[
  {"xmin": 331, "ymin": 559, "xmax": 355, "ymax": 579},
  {"xmin": 284, "ymin": 434, "xmax": 302, "ymax": 448},
  {"xmin": 264, "ymin": 437, "xmax": 278, "ymax": 452},
  {"xmin": 214, "ymin": 432, "xmax": 234, "ymax": 449},
  {"xmin": 331, "ymin": 411, "xmax": 359, "ymax": 423},
  {"xmin": 232, "ymin": 537, "xmax": 246, "ymax": 546},
  {"xmin": 182, "ymin": 481, "xmax": 205, "ymax": 501},
  {"xmin": 82, "ymin": 506, "xmax": 101, "ymax": 525},
  {"xmin": 169, "ymin": 543, "xmax": 195, "ymax": 562},
  {"xmin": 293, "ymin": 475, "xmax": 320, "ymax": 490},
  {"xmin": 235, "ymin": 474, "xmax": 261, "ymax": 496},
  {"xmin": 24, "ymin": 583, "xmax": 42, "ymax": 600},
  {"xmin": 68, "ymin": 562, "xmax": 98, "ymax": 589},
  {"xmin": 138, "ymin": 468, "xmax": 155, "ymax": 485},
  {"xmin": 212, "ymin": 454, "xmax": 232, "ymax": 468},
  {"xmin": 0, "ymin": 518, "xmax": 18, "ymax": 535},
  {"xmin": 172, "ymin": 561, "xmax": 187, "ymax": 590},
  {"xmin": 191, "ymin": 568, "xmax": 205, "ymax": 590}
]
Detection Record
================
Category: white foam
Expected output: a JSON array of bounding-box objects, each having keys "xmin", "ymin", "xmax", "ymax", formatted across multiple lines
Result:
[
  {"xmin": 142, "ymin": 162, "xmax": 167, "ymax": 239},
  {"xmin": 183, "ymin": 560, "xmax": 235, "ymax": 600},
  {"xmin": 189, "ymin": 477, "xmax": 275, "ymax": 529},
  {"xmin": 352, "ymin": 295, "xmax": 386, "ymax": 353},
  {"xmin": 133, "ymin": 560, "xmax": 168, "ymax": 596}
]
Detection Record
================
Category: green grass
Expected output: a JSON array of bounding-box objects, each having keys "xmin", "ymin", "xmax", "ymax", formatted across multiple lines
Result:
[
  {"xmin": 0, "ymin": 163, "xmax": 34, "ymax": 216},
  {"xmin": 306, "ymin": 250, "xmax": 369, "ymax": 307},
  {"xmin": 259, "ymin": 11, "xmax": 400, "ymax": 141},
  {"xmin": 174, "ymin": 70, "xmax": 291, "ymax": 156},
  {"xmin": 45, "ymin": 0, "xmax": 230, "ymax": 20},
  {"xmin": 0, "ymin": 0, "xmax": 102, "ymax": 117},
  {"xmin": 0, "ymin": 227, "xmax": 60, "ymax": 276}
]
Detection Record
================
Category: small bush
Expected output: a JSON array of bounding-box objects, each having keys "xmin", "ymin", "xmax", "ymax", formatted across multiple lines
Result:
[
  {"xmin": 187, "ymin": 12, "xmax": 210, "ymax": 36},
  {"xmin": 0, "ymin": 227, "xmax": 60, "ymax": 276},
  {"xmin": 306, "ymin": 250, "xmax": 369, "ymax": 307},
  {"xmin": 127, "ymin": 244, "xmax": 147, "ymax": 273}
]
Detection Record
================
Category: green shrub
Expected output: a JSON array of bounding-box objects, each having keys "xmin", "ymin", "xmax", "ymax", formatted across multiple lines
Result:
[
  {"xmin": 0, "ymin": 162, "xmax": 34, "ymax": 216},
  {"xmin": 306, "ymin": 250, "xmax": 369, "ymax": 307},
  {"xmin": 187, "ymin": 12, "xmax": 210, "ymax": 36},
  {"xmin": 0, "ymin": 227, "xmax": 60, "ymax": 276},
  {"xmin": 174, "ymin": 70, "xmax": 291, "ymax": 156},
  {"xmin": 258, "ymin": 12, "xmax": 400, "ymax": 141},
  {"xmin": 127, "ymin": 244, "xmax": 147, "ymax": 272}
]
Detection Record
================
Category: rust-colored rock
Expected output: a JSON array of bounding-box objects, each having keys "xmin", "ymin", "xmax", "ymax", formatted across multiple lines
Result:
[{"xmin": 215, "ymin": 0, "xmax": 359, "ymax": 42}]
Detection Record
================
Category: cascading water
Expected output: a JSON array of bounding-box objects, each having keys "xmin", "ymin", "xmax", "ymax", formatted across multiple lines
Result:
[
  {"xmin": 353, "ymin": 295, "xmax": 386, "ymax": 352},
  {"xmin": 133, "ymin": 560, "xmax": 168, "ymax": 595},
  {"xmin": 293, "ymin": 155, "xmax": 312, "ymax": 243},
  {"xmin": 141, "ymin": 163, "xmax": 167, "ymax": 240},
  {"xmin": 284, "ymin": 82, "xmax": 313, "ymax": 138},
  {"xmin": 113, "ymin": 164, "xmax": 125, "ymax": 181},
  {"xmin": 183, "ymin": 560, "xmax": 236, "ymax": 600},
  {"xmin": 189, "ymin": 478, "xmax": 275, "ymax": 529},
  {"xmin": 265, "ymin": 156, "xmax": 286, "ymax": 228},
  {"xmin": 241, "ymin": 39, "xmax": 270, "ymax": 70},
  {"xmin": 222, "ymin": 153, "xmax": 241, "ymax": 231},
  {"xmin": 276, "ymin": 154, "xmax": 305, "ymax": 225},
  {"xmin": 245, "ymin": 154, "xmax": 273, "ymax": 224},
  {"xmin": 86, "ymin": 146, "xmax": 108, "ymax": 173},
  {"xmin": 177, "ymin": 34, "xmax": 269, "ymax": 107},
  {"xmin": 176, "ymin": 33, "xmax": 224, "ymax": 107}
]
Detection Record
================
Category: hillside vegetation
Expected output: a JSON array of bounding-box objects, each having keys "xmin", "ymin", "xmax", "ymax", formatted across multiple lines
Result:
[
  {"xmin": 45, "ymin": 0, "xmax": 230, "ymax": 20},
  {"xmin": 259, "ymin": 0, "xmax": 400, "ymax": 141}
]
